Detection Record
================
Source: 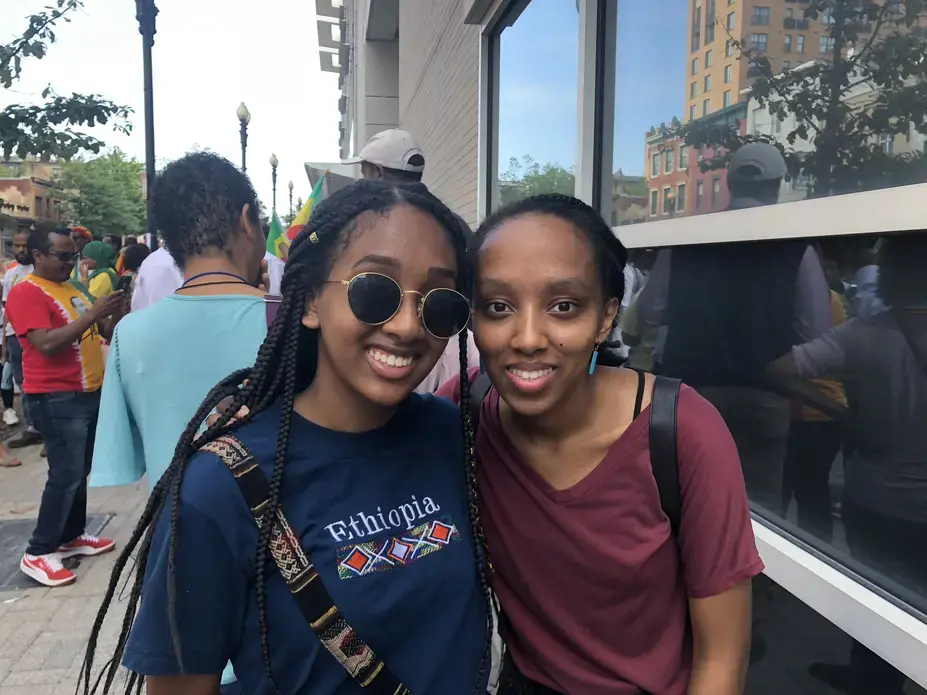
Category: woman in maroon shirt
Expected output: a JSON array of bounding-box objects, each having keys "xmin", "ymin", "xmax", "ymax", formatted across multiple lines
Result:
[{"xmin": 439, "ymin": 194, "xmax": 763, "ymax": 695}]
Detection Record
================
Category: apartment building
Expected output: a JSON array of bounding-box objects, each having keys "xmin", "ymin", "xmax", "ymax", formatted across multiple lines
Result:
[
  {"xmin": 685, "ymin": 0, "xmax": 831, "ymax": 121},
  {"xmin": 0, "ymin": 156, "xmax": 63, "ymax": 248},
  {"xmin": 319, "ymin": 2, "xmax": 927, "ymax": 691}
]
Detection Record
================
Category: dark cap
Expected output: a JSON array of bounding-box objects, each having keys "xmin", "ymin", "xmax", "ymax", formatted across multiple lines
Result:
[{"xmin": 727, "ymin": 142, "xmax": 787, "ymax": 183}]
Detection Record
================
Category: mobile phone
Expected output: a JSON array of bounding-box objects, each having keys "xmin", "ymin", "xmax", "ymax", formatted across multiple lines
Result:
[{"xmin": 116, "ymin": 275, "xmax": 133, "ymax": 293}]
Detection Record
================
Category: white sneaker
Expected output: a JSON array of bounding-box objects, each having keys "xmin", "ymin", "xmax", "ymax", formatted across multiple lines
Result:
[
  {"xmin": 3, "ymin": 408, "xmax": 19, "ymax": 425},
  {"xmin": 20, "ymin": 552, "xmax": 76, "ymax": 587}
]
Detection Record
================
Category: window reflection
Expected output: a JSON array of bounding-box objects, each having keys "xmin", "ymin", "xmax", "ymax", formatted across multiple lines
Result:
[
  {"xmin": 747, "ymin": 576, "xmax": 927, "ymax": 695},
  {"xmin": 609, "ymin": 0, "xmax": 927, "ymax": 229},
  {"xmin": 494, "ymin": 0, "xmax": 578, "ymax": 208},
  {"xmin": 623, "ymin": 229, "xmax": 927, "ymax": 692}
]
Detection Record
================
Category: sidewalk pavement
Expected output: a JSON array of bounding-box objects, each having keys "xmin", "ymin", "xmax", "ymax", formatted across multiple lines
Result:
[{"xmin": 0, "ymin": 443, "xmax": 148, "ymax": 695}]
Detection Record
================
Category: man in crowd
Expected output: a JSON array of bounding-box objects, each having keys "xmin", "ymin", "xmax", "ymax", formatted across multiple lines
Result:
[
  {"xmin": 1, "ymin": 229, "xmax": 43, "ymax": 445},
  {"xmin": 68, "ymin": 226, "xmax": 93, "ymax": 286},
  {"xmin": 6, "ymin": 227, "xmax": 124, "ymax": 587},
  {"xmin": 346, "ymin": 128, "xmax": 480, "ymax": 392}
]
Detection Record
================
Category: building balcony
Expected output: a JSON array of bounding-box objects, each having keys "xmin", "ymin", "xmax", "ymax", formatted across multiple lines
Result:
[{"xmin": 784, "ymin": 17, "xmax": 809, "ymax": 29}]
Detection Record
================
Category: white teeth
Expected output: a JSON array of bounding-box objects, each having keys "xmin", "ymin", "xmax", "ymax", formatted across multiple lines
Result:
[
  {"xmin": 509, "ymin": 368, "xmax": 554, "ymax": 381},
  {"xmin": 369, "ymin": 349, "xmax": 413, "ymax": 368}
]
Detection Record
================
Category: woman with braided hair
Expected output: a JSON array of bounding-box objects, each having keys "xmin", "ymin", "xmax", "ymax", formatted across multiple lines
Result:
[
  {"xmin": 439, "ymin": 194, "xmax": 762, "ymax": 695},
  {"xmin": 78, "ymin": 179, "xmax": 491, "ymax": 695}
]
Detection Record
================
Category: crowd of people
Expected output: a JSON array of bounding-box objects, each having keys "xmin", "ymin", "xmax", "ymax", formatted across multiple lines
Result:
[{"xmin": 0, "ymin": 128, "xmax": 916, "ymax": 695}]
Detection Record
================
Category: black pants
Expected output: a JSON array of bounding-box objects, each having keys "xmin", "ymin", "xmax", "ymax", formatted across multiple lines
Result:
[{"xmin": 781, "ymin": 419, "xmax": 842, "ymax": 542}]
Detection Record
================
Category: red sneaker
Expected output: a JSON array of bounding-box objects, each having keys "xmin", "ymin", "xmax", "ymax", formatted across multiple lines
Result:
[
  {"xmin": 57, "ymin": 534, "xmax": 116, "ymax": 558},
  {"xmin": 20, "ymin": 553, "xmax": 76, "ymax": 587}
]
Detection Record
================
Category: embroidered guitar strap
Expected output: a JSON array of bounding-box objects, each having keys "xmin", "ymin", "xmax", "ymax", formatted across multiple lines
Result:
[{"xmin": 200, "ymin": 435, "xmax": 411, "ymax": 695}]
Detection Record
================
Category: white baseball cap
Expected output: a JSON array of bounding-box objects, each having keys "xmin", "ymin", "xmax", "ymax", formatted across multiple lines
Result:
[{"xmin": 343, "ymin": 129, "xmax": 426, "ymax": 173}]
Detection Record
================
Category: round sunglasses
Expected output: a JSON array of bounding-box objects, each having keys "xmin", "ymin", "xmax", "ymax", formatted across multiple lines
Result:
[{"xmin": 325, "ymin": 272, "xmax": 471, "ymax": 340}]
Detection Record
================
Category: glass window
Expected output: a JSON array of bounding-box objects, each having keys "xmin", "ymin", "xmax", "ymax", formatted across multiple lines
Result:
[
  {"xmin": 823, "ymin": 6, "xmax": 836, "ymax": 24},
  {"xmin": 696, "ymin": 180, "xmax": 704, "ymax": 209},
  {"xmin": 651, "ymin": 152, "xmax": 660, "ymax": 177},
  {"xmin": 705, "ymin": 0, "xmax": 716, "ymax": 42},
  {"xmin": 743, "ymin": 575, "xmax": 922, "ymax": 695},
  {"xmin": 711, "ymin": 176, "xmax": 721, "ymax": 205},
  {"xmin": 676, "ymin": 182, "xmax": 686, "ymax": 212},
  {"xmin": 751, "ymin": 33, "xmax": 768, "ymax": 51},
  {"xmin": 705, "ymin": 49, "xmax": 712, "ymax": 68},
  {"xmin": 608, "ymin": 0, "xmax": 927, "ymax": 229},
  {"xmin": 727, "ymin": 11, "xmax": 735, "ymax": 29},
  {"xmin": 821, "ymin": 36, "xmax": 836, "ymax": 54},
  {"xmin": 691, "ymin": 57, "xmax": 698, "ymax": 75},
  {"xmin": 662, "ymin": 186, "xmax": 673, "ymax": 214},
  {"xmin": 632, "ymin": 231, "xmax": 927, "ymax": 625},
  {"xmin": 784, "ymin": 34, "xmax": 792, "ymax": 52},
  {"xmin": 649, "ymin": 189, "xmax": 658, "ymax": 216},
  {"xmin": 751, "ymin": 5, "xmax": 770, "ymax": 25},
  {"xmin": 492, "ymin": 0, "xmax": 579, "ymax": 208},
  {"xmin": 692, "ymin": 5, "xmax": 701, "ymax": 52},
  {"xmin": 786, "ymin": 7, "xmax": 793, "ymax": 18},
  {"xmin": 680, "ymin": 145, "xmax": 689, "ymax": 169},
  {"xmin": 665, "ymin": 146, "xmax": 676, "ymax": 173}
]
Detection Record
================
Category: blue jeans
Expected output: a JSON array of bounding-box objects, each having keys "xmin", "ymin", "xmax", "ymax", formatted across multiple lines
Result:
[
  {"xmin": 23, "ymin": 391, "xmax": 101, "ymax": 556},
  {"xmin": 8, "ymin": 335, "xmax": 38, "ymax": 432},
  {"xmin": 1, "ymin": 361, "xmax": 12, "ymax": 390}
]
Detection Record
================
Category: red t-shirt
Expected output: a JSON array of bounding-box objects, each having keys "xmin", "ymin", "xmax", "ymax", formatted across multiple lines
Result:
[
  {"xmin": 6, "ymin": 276, "xmax": 104, "ymax": 394},
  {"xmin": 437, "ymin": 369, "xmax": 763, "ymax": 695}
]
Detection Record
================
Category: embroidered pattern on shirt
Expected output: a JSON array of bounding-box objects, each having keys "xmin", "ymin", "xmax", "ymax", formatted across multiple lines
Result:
[{"xmin": 337, "ymin": 516, "xmax": 460, "ymax": 579}]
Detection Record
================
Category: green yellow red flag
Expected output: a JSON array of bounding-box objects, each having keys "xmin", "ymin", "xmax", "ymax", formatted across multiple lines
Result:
[{"xmin": 286, "ymin": 172, "xmax": 326, "ymax": 242}]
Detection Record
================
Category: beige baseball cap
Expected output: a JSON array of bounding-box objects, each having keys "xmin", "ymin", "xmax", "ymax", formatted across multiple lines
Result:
[{"xmin": 343, "ymin": 129, "xmax": 426, "ymax": 173}]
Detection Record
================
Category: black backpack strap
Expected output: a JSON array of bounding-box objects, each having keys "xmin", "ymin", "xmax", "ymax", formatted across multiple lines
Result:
[
  {"xmin": 200, "ymin": 435, "xmax": 411, "ymax": 695},
  {"xmin": 469, "ymin": 371, "xmax": 493, "ymax": 427},
  {"xmin": 648, "ymin": 376, "xmax": 683, "ymax": 538}
]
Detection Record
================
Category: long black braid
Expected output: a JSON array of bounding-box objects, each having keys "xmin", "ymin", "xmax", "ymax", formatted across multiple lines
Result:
[{"xmin": 77, "ymin": 179, "xmax": 494, "ymax": 695}]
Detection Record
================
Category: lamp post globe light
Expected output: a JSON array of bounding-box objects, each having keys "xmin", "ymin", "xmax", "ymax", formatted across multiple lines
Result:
[
  {"xmin": 270, "ymin": 153, "xmax": 279, "ymax": 214},
  {"xmin": 237, "ymin": 102, "xmax": 251, "ymax": 173},
  {"xmin": 288, "ymin": 180, "xmax": 294, "ymax": 218},
  {"xmin": 135, "ymin": 0, "xmax": 159, "ymax": 247}
]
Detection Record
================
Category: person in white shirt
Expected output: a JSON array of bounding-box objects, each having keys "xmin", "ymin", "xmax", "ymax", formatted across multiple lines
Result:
[
  {"xmin": 1, "ymin": 229, "xmax": 42, "ymax": 445},
  {"xmin": 131, "ymin": 246, "xmax": 283, "ymax": 312}
]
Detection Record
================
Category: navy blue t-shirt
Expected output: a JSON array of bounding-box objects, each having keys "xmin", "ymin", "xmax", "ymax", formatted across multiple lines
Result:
[{"xmin": 123, "ymin": 394, "xmax": 487, "ymax": 694}]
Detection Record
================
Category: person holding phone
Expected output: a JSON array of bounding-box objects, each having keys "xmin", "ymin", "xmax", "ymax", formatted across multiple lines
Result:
[{"xmin": 6, "ymin": 227, "xmax": 126, "ymax": 587}]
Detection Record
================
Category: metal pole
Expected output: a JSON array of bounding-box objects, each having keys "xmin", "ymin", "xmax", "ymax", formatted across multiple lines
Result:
[
  {"xmin": 271, "ymin": 165, "xmax": 277, "ymax": 213},
  {"xmin": 240, "ymin": 122, "xmax": 248, "ymax": 174},
  {"xmin": 289, "ymin": 189, "xmax": 293, "ymax": 218},
  {"xmin": 136, "ymin": 0, "xmax": 158, "ymax": 248}
]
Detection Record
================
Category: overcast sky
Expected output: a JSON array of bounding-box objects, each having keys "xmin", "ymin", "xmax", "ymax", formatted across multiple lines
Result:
[{"xmin": 1, "ymin": 0, "xmax": 342, "ymax": 217}]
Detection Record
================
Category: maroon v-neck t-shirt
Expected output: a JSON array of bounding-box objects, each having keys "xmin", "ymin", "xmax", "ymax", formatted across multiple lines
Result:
[{"xmin": 438, "ymin": 371, "xmax": 764, "ymax": 694}]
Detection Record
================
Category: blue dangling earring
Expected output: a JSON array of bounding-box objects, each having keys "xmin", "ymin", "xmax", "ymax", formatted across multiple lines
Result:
[{"xmin": 588, "ymin": 342, "xmax": 600, "ymax": 375}]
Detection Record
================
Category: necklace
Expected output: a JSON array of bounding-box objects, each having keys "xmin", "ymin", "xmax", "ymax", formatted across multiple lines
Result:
[{"xmin": 178, "ymin": 271, "xmax": 251, "ymax": 291}]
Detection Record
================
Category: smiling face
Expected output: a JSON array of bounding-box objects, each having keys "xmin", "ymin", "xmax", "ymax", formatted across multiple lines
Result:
[
  {"xmin": 303, "ymin": 203, "xmax": 458, "ymax": 409},
  {"xmin": 473, "ymin": 213, "xmax": 619, "ymax": 418}
]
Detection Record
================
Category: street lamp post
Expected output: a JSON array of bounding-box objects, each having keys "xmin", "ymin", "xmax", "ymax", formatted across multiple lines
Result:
[
  {"xmin": 270, "ymin": 154, "xmax": 279, "ymax": 214},
  {"xmin": 136, "ymin": 0, "xmax": 159, "ymax": 247},
  {"xmin": 237, "ymin": 102, "xmax": 251, "ymax": 173},
  {"xmin": 288, "ymin": 180, "xmax": 294, "ymax": 219}
]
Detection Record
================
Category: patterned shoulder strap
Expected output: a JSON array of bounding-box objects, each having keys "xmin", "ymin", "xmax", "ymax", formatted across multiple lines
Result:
[{"xmin": 200, "ymin": 435, "xmax": 411, "ymax": 695}]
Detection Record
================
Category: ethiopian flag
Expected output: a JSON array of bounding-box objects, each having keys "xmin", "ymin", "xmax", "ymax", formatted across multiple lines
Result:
[
  {"xmin": 266, "ymin": 211, "xmax": 288, "ymax": 260},
  {"xmin": 286, "ymin": 172, "xmax": 327, "ymax": 243}
]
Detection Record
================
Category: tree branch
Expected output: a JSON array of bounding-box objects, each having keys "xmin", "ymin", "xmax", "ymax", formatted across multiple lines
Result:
[{"xmin": 0, "ymin": 0, "xmax": 84, "ymax": 85}]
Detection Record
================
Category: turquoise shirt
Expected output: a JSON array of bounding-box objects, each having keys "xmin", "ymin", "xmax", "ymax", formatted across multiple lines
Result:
[{"xmin": 90, "ymin": 294, "xmax": 267, "ymax": 687}]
